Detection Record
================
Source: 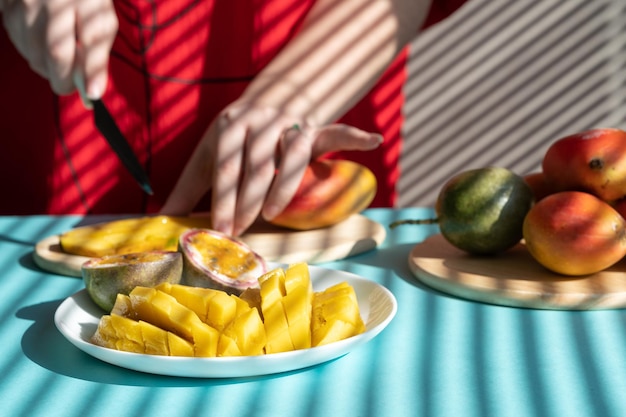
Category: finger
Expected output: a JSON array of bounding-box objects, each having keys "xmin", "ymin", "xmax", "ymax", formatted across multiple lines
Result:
[
  {"xmin": 8, "ymin": 2, "xmax": 49, "ymax": 78},
  {"xmin": 262, "ymin": 127, "xmax": 312, "ymax": 221},
  {"xmin": 311, "ymin": 124, "xmax": 383, "ymax": 158},
  {"xmin": 45, "ymin": 2, "xmax": 76, "ymax": 95},
  {"xmin": 210, "ymin": 118, "xmax": 248, "ymax": 236},
  {"xmin": 160, "ymin": 126, "xmax": 217, "ymax": 216},
  {"xmin": 230, "ymin": 124, "xmax": 284, "ymax": 236},
  {"xmin": 76, "ymin": 0, "xmax": 118, "ymax": 99}
]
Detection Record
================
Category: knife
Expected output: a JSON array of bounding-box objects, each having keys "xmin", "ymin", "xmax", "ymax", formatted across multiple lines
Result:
[{"xmin": 74, "ymin": 72, "xmax": 154, "ymax": 195}]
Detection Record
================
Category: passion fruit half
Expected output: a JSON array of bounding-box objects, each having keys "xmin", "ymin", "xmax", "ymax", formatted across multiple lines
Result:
[
  {"xmin": 82, "ymin": 251, "xmax": 183, "ymax": 312},
  {"xmin": 179, "ymin": 228, "xmax": 268, "ymax": 294}
]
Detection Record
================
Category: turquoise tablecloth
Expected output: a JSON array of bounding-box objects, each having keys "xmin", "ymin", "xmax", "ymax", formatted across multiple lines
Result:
[{"xmin": 1, "ymin": 208, "xmax": 625, "ymax": 417}]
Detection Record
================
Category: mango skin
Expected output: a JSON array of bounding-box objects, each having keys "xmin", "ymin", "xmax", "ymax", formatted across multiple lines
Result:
[
  {"xmin": 542, "ymin": 128, "xmax": 626, "ymax": 202},
  {"xmin": 523, "ymin": 191, "xmax": 626, "ymax": 276},
  {"xmin": 269, "ymin": 159, "xmax": 377, "ymax": 230}
]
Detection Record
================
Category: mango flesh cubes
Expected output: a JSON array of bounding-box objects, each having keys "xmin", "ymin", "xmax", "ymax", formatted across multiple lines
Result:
[
  {"xmin": 157, "ymin": 283, "xmax": 266, "ymax": 356},
  {"xmin": 311, "ymin": 282, "xmax": 366, "ymax": 347},
  {"xmin": 90, "ymin": 263, "xmax": 366, "ymax": 357},
  {"xmin": 258, "ymin": 263, "xmax": 315, "ymax": 353}
]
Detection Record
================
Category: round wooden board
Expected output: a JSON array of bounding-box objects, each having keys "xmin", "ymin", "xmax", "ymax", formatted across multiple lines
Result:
[
  {"xmin": 33, "ymin": 214, "xmax": 386, "ymax": 278},
  {"xmin": 409, "ymin": 234, "xmax": 626, "ymax": 310}
]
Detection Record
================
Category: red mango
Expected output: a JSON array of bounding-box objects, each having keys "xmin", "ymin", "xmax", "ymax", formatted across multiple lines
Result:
[
  {"xmin": 542, "ymin": 128, "xmax": 626, "ymax": 202},
  {"xmin": 523, "ymin": 171, "xmax": 554, "ymax": 202}
]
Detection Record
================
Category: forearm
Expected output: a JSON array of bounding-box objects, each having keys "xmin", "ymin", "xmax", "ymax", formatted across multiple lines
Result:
[{"xmin": 240, "ymin": 0, "xmax": 432, "ymax": 126}]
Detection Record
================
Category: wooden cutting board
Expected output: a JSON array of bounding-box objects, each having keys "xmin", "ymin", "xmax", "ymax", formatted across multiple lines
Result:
[
  {"xmin": 409, "ymin": 233, "xmax": 626, "ymax": 310},
  {"xmin": 34, "ymin": 214, "xmax": 386, "ymax": 278}
]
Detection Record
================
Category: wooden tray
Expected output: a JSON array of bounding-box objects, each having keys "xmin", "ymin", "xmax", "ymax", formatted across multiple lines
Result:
[
  {"xmin": 34, "ymin": 214, "xmax": 386, "ymax": 277},
  {"xmin": 409, "ymin": 234, "xmax": 626, "ymax": 310}
]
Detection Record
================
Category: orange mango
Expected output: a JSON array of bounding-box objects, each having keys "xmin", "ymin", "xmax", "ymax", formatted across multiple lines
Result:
[
  {"xmin": 269, "ymin": 159, "xmax": 377, "ymax": 230},
  {"xmin": 523, "ymin": 191, "xmax": 626, "ymax": 276}
]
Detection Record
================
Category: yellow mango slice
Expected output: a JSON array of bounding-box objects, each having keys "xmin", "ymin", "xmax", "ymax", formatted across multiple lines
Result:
[
  {"xmin": 110, "ymin": 293, "xmax": 134, "ymax": 317},
  {"xmin": 60, "ymin": 215, "xmax": 212, "ymax": 257},
  {"xmin": 220, "ymin": 296, "xmax": 266, "ymax": 356},
  {"xmin": 282, "ymin": 263, "xmax": 313, "ymax": 350},
  {"xmin": 205, "ymin": 291, "xmax": 238, "ymax": 332},
  {"xmin": 166, "ymin": 332, "xmax": 195, "ymax": 357},
  {"xmin": 91, "ymin": 315, "xmax": 143, "ymax": 354},
  {"xmin": 259, "ymin": 268, "xmax": 286, "ymax": 308},
  {"xmin": 138, "ymin": 319, "xmax": 173, "ymax": 355},
  {"xmin": 129, "ymin": 286, "xmax": 219, "ymax": 357},
  {"xmin": 156, "ymin": 282, "xmax": 217, "ymax": 323},
  {"xmin": 258, "ymin": 268, "xmax": 294, "ymax": 353},
  {"xmin": 217, "ymin": 334, "xmax": 243, "ymax": 356},
  {"xmin": 156, "ymin": 283, "xmax": 237, "ymax": 332},
  {"xmin": 262, "ymin": 302, "xmax": 294, "ymax": 353},
  {"xmin": 90, "ymin": 314, "xmax": 194, "ymax": 356},
  {"xmin": 311, "ymin": 281, "xmax": 366, "ymax": 347}
]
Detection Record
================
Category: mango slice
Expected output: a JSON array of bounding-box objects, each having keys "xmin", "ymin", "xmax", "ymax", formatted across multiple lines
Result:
[
  {"xmin": 258, "ymin": 263, "xmax": 313, "ymax": 352},
  {"xmin": 90, "ymin": 314, "xmax": 194, "ymax": 356},
  {"xmin": 128, "ymin": 286, "xmax": 219, "ymax": 357},
  {"xmin": 282, "ymin": 263, "xmax": 313, "ymax": 350},
  {"xmin": 311, "ymin": 282, "xmax": 366, "ymax": 347},
  {"xmin": 220, "ymin": 296, "xmax": 266, "ymax": 356},
  {"xmin": 259, "ymin": 268, "xmax": 294, "ymax": 353}
]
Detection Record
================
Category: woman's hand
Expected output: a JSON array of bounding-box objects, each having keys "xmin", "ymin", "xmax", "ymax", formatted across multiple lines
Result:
[
  {"xmin": 1, "ymin": 0, "xmax": 118, "ymax": 98},
  {"xmin": 160, "ymin": 101, "xmax": 383, "ymax": 236}
]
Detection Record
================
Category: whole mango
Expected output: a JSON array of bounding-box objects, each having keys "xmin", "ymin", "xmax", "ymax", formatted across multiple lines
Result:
[
  {"xmin": 542, "ymin": 128, "xmax": 626, "ymax": 202},
  {"xmin": 523, "ymin": 171, "xmax": 555, "ymax": 202},
  {"xmin": 269, "ymin": 159, "xmax": 377, "ymax": 230},
  {"xmin": 391, "ymin": 167, "xmax": 534, "ymax": 255},
  {"xmin": 523, "ymin": 191, "xmax": 626, "ymax": 276},
  {"xmin": 435, "ymin": 167, "xmax": 534, "ymax": 254}
]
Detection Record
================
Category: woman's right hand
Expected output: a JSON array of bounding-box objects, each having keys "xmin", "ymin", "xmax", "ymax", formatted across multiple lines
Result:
[{"xmin": 1, "ymin": 0, "xmax": 118, "ymax": 99}]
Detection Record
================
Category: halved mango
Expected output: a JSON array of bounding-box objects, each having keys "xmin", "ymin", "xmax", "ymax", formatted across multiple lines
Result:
[{"xmin": 60, "ymin": 215, "xmax": 212, "ymax": 257}]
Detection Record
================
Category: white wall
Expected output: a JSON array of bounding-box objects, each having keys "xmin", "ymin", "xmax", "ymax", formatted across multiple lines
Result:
[{"xmin": 399, "ymin": 0, "xmax": 626, "ymax": 207}]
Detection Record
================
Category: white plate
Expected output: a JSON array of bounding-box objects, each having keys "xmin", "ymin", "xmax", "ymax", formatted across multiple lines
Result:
[{"xmin": 54, "ymin": 265, "xmax": 397, "ymax": 378}]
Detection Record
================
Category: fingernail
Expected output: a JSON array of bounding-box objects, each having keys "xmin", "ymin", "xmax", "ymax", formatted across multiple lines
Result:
[
  {"xmin": 262, "ymin": 205, "xmax": 280, "ymax": 221},
  {"xmin": 214, "ymin": 221, "xmax": 233, "ymax": 236},
  {"xmin": 87, "ymin": 75, "xmax": 106, "ymax": 100}
]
